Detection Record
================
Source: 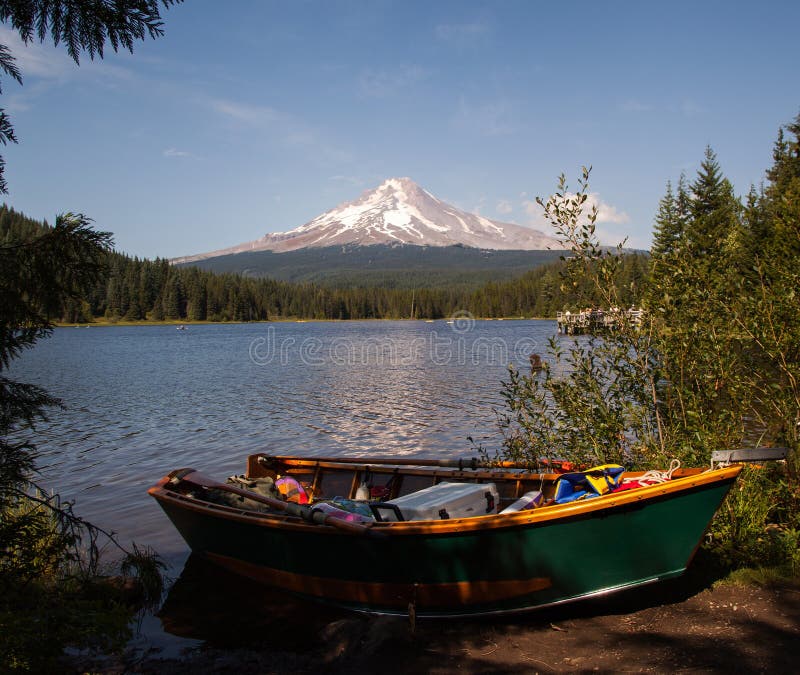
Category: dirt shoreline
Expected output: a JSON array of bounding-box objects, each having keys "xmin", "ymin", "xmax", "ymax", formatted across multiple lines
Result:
[{"xmin": 67, "ymin": 562, "xmax": 799, "ymax": 674}]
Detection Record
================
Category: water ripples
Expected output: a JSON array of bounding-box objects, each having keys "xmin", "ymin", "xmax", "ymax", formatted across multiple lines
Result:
[{"xmin": 9, "ymin": 320, "xmax": 557, "ymax": 563}]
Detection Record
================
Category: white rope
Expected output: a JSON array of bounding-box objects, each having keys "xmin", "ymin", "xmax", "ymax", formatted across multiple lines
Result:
[{"xmin": 622, "ymin": 458, "xmax": 681, "ymax": 484}]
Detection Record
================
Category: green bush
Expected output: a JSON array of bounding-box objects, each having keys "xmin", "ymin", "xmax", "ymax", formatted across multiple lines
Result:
[
  {"xmin": 494, "ymin": 116, "xmax": 800, "ymax": 578},
  {"xmin": 707, "ymin": 465, "xmax": 800, "ymax": 577},
  {"xmin": 0, "ymin": 490, "xmax": 165, "ymax": 672}
]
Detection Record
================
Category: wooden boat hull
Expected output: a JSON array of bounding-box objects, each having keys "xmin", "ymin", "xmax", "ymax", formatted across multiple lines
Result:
[{"xmin": 150, "ymin": 460, "xmax": 741, "ymax": 617}]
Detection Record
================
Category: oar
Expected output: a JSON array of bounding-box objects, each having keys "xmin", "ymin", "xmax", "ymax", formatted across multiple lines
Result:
[
  {"xmin": 259, "ymin": 454, "xmax": 567, "ymax": 472},
  {"xmin": 168, "ymin": 468, "xmax": 378, "ymax": 537}
]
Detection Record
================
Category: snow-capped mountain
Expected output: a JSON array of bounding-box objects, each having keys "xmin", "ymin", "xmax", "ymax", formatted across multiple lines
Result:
[{"xmin": 174, "ymin": 177, "xmax": 559, "ymax": 263}]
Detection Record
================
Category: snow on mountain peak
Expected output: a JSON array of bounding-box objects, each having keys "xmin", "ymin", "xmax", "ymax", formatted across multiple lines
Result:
[{"xmin": 173, "ymin": 177, "xmax": 560, "ymax": 262}]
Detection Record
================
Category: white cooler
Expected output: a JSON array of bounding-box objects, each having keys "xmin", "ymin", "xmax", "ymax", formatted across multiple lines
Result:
[{"xmin": 373, "ymin": 481, "xmax": 499, "ymax": 521}]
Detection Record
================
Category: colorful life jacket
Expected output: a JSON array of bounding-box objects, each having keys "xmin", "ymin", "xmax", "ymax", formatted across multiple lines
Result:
[{"xmin": 553, "ymin": 464, "xmax": 625, "ymax": 504}]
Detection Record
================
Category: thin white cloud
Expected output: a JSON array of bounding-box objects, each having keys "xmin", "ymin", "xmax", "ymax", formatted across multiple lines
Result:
[
  {"xmin": 208, "ymin": 96, "xmax": 352, "ymax": 165},
  {"xmin": 496, "ymin": 199, "xmax": 513, "ymax": 215},
  {"xmin": 619, "ymin": 99, "xmax": 652, "ymax": 113},
  {"xmin": 210, "ymin": 98, "xmax": 282, "ymax": 125},
  {"xmin": 2, "ymin": 80, "xmax": 51, "ymax": 112},
  {"xmin": 0, "ymin": 25, "xmax": 135, "ymax": 115},
  {"xmin": 679, "ymin": 99, "xmax": 705, "ymax": 117},
  {"xmin": 523, "ymin": 199, "xmax": 546, "ymax": 225},
  {"xmin": 0, "ymin": 26, "xmax": 134, "ymax": 84},
  {"xmin": 436, "ymin": 22, "xmax": 490, "ymax": 42},
  {"xmin": 163, "ymin": 147, "xmax": 198, "ymax": 159},
  {"xmin": 453, "ymin": 96, "xmax": 515, "ymax": 136},
  {"xmin": 593, "ymin": 196, "xmax": 629, "ymax": 225},
  {"xmin": 0, "ymin": 26, "xmax": 73, "ymax": 81},
  {"xmin": 358, "ymin": 65, "xmax": 427, "ymax": 98},
  {"xmin": 523, "ymin": 191, "xmax": 631, "ymax": 245},
  {"xmin": 530, "ymin": 191, "xmax": 629, "ymax": 224},
  {"xmin": 596, "ymin": 227, "xmax": 647, "ymax": 249},
  {"xmin": 209, "ymin": 98, "xmax": 314, "ymax": 147}
]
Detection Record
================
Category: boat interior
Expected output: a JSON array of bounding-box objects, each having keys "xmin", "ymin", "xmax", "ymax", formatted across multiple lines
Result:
[{"xmin": 226, "ymin": 453, "xmax": 702, "ymax": 517}]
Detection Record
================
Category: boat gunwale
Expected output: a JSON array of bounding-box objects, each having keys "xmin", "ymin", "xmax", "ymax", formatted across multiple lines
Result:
[{"xmin": 148, "ymin": 463, "xmax": 742, "ymax": 536}]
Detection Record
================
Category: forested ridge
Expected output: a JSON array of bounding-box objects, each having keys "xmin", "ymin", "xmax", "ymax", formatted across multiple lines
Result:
[
  {"xmin": 179, "ymin": 243, "xmax": 568, "ymax": 288},
  {"xmin": 0, "ymin": 205, "xmax": 648, "ymax": 322}
]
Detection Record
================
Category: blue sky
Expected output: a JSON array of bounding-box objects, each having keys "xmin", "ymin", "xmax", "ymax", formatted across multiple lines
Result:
[{"xmin": 2, "ymin": 0, "xmax": 799, "ymax": 258}]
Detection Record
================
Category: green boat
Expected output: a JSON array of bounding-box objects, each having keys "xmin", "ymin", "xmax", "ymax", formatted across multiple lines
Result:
[{"xmin": 149, "ymin": 453, "xmax": 742, "ymax": 617}]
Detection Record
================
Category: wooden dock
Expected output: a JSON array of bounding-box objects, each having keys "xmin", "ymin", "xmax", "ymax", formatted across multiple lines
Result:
[{"xmin": 556, "ymin": 308, "xmax": 644, "ymax": 335}]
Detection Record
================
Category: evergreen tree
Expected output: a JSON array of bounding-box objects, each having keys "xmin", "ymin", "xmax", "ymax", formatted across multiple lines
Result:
[
  {"xmin": 742, "ymin": 184, "xmax": 769, "ymax": 251},
  {"xmin": 687, "ymin": 148, "xmax": 743, "ymax": 257},
  {"xmin": 0, "ymin": 4, "xmax": 178, "ymax": 667},
  {"xmin": 160, "ymin": 272, "xmax": 184, "ymax": 319},
  {"xmin": 675, "ymin": 173, "xmax": 691, "ymax": 233},
  {"xmin": 763, "ymin": 113, "xmax": 800, "ymax": 263},
  {"xmin": 651, "ymin": 180, "xmax": 680, "ymax": 259},
  {"xmin": 734, "ymin": 112, "xmax": 800, "ymax": 470},
  {"xmin": 1, "ymin": 214, "xmax": 111, "ymax": 481}
]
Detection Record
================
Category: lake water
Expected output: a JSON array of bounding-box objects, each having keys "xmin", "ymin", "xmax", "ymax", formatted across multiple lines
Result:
[
  {"xmin": 10, "ymin": 319, "xmax": 557, "ymax": 564},
  {"xmin": 9, "ymin": 319, "xmax": 557, "ymax": 650}
]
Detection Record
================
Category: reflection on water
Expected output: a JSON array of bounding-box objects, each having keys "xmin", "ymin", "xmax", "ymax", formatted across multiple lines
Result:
[
  {"xmin": 158, "ymin": 554, "xmax": 350, "ymax": 649},
  {"xmin": 10, "ymin": 321, "xmax": 555, "ymax": 555},
  {"xmin": 9, "ymin": 320, "xmax": 557, "ymax": 649}
]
